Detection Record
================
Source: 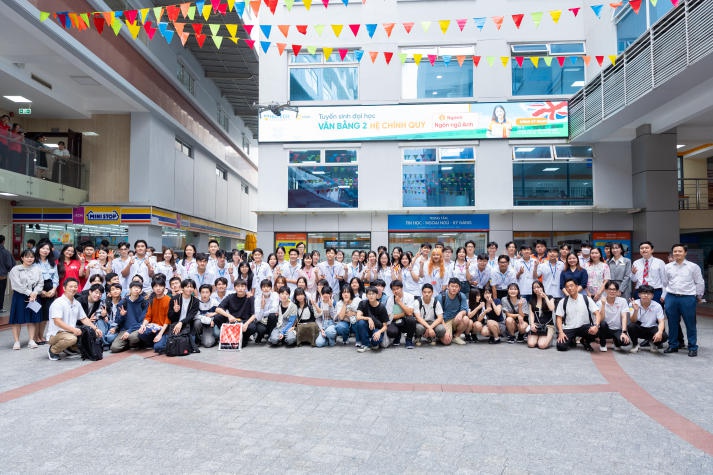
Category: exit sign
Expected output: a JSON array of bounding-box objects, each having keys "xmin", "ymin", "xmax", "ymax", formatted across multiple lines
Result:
[{"xmin": 18, "ymin": 108, "xmax": 31, "ymax": 115}]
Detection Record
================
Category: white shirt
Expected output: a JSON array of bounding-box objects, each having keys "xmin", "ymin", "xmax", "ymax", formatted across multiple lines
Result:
[
  {"xmin": 212, "ymin": 264, "xmax": 232, "ymax": 284},
  {"xmin": 401, "ymin": 267, "xmax": 421, "ymax": 296},
  {"xmin": 317, "ymin": 261, "xmax": 345, "ymax": 294},
  {"xmin": 254, "ymin": 291, "xmax": 279, "ymax": 322},
  {"xmin": 662, "ymin": 259, "xmax": 705, "ymax": 298},
  {"xmin": 153, "ymin": 262, "xmax": 177, "ymax": 281},
  {"xmin": 469, "ymin": 264, "xmax": 492, "ymax": 290},
  {"xmin": 631, "ymin": 257, "xmax": 666, "ymax": 289},
  {"xmin": 537, "ymin": 260, "xmax": 565, "ymax": 298},
  {"xmin": 189, "ymin": 269, "xmax": 215, "ymax": 289},
  {"xmin": 492, "ymin": 269, "xmax": 517, "ymax": 291},
  {"xmin": 111, "ymin": 257, "xmax": 132, "ymax": 290},
  {"xmin": 47, "ymin": 295, "xmax": 87, "ymax": 338},
  {"xmin": 83, "ymin": 260, "xmax": 107, "ymax": 290},
  {"xmin": 251, "ymin": 262, "xmax": 272, "ymax": 291},
  {"xmin": 556, "ymin": 294, "xmax": 598, "ymax": 330},
  {"xmin": 634, "ymin": 299, "xmax": 665, "ymax": 327},
  {"xmin": 130, "ymin": 257, "xmax": 152, "ymax": 293},
  {"xmin": 385, "ymin": 291, "xmax": 416, "ymax": 320},
  {"xmin": 280, "ymin": 262, "xmax": 301, "ymax": 292},
  {"xmin": 515, "ymin": 257, "xmax": 538, "ymax": 296},
  {"xmin": 417, "ymin": 297, "xmax": 443, "ymax": 322},
  {"xmin": 598, "ymin": 297, "xmax": 628, "ymax": 330}
]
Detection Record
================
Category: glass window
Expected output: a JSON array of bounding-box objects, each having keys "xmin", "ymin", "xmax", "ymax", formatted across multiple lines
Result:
[
  {"xmin": 288, "ymin": 149, "xmax": 358, "ymax": 208},
  {"xmin": 513, "ymin": 160, "xmax": 593, "ymax": 206},
  {"xmin": 402, "ymin": 146, "xmax": 476, "ymax": 207},
  {"xmin": 511, "ymin": 42, "xmax": 585, "ymax": 96},
  {"xmin": 306, "ymin": 232, "xmax": 371, "ymax": 257},
  {"xmin": 554, "ymin": 145, "xmax": 594, "ymax": 158},
  {"xmin": 390, "ymin": 232, "xmax": 488, "ymax": 257},
  {"xmin": 513, "ymin": 146, "xmax": 553, "ymax": 159},
  {"xmin": 402, "ymin": 46, "xmax": 474, "ymax": 99},
  {"xmin": 175, "ymin": 137, "xmax": 193, "ymax": 158},
  {"xmin": 615, "ymin": 2, "xmax": 674, "ymax": 54},
  {"xmin": 289, "ymin": 51, "xmax": 359, "ymax": 102}
]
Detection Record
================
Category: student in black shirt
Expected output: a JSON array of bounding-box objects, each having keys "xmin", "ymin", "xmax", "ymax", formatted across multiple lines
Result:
[
  {"xmin": 355, "ymin": 286, "xmax": 389, "ymax": 352},
  {"xmin": 214, "ymin": 279, "xmax": 257, "ymax": 344}
]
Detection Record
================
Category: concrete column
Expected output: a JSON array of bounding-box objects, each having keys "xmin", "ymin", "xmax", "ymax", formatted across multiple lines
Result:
[
  {"xmin": 631, "ymin": 124, "xmax": 679, "ymax": 249},
  {"xmin": 128, "ymin": 224, "xmax": 163, "ymax": 251}
]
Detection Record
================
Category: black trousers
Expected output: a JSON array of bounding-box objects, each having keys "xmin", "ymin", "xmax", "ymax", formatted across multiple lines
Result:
[
  {"xmin": 0, "ymin": 277, "xmax": 7, "ymax": 310},
  {"xmin": 386, "ymin": 316, "xmax": 417, "ymax": 342},
  {"xmin": 598, "ymin": 322, "xmax": 624, "ymax": 347},
  {"xmin": 255, "ymin": 314, "xmax": 278, "ymax": 343},
  {"xmin": 556, "ymin": 324, "xmax": 596, "ymax": 351},
  {"xmin": 629, "ymin": 323, "xmax": 667, "ymax": 347}
]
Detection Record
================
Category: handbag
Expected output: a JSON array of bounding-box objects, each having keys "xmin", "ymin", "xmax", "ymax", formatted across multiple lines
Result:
[
  {"xmin": 219, "ymin": 322, "xmax": 243, "ymax": 350},
  {"xmin": 166, "ymin": 333, "xmax": 192, "ymax": 357},
  {"xmin": 43, "ymin": 279, "xmax": 54, "ymax": 292}
]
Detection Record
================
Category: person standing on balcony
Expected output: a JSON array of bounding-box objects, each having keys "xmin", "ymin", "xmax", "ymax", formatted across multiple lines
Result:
[{"xmin": 51, "ymin": 140, "xmax": 70, "ymax": 183}]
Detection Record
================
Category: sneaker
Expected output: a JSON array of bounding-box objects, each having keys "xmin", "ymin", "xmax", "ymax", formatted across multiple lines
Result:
[
  {"xmin": 507, "ymin": 336, "xmax": 516, "ymax": 344},
  {"xmin": 629, "ymin": 344, "xmax": 640, "ymax": 354},
  {"xmin": 582, "ymin": 341, "xmax": 594, "ymax": 352},
  {"xmin": 356, "ymin": 346, "xmax": 367, "ymax": 353},
  {"xmin": 415, "ymin": 340, "xmax": 422, "ymax": 347},
  {"xmin": 599, "ymin": 343, "xmax": 608, "ymax": 352},
  {"xmin": 405, "ymin": 339, "xmax": 414, "ymax": 349},
  {"xmin": 488, "ymin": 336, "xmax": 495, "ymax": 344},
  {"xmin": 12, "ymin": 341, "xmax": 20, "ymax": 350},
  {"xmin": 639, "ymin": 340, "xmax": 650, "ymax": 348},
  {"xmin": 429, "ymin": 339, "xmax": 436, "ymax": 347},
  {"xmin": 464, "ymin": 334, "xmax": 473, "ymax": 343},
  {"xmin": 47, "ymin": 348, "xmax": 60, "ymax": 361},
  {"xmin": 63, "ymin": 347, "xmax": 80, "ymax": 358},
  {"xmin": 492, "ymin": 337, "xmax": 502, "ymax": 344},
  {"xmin": 342, "ymin": 340, "xmax": 349, "ymax": 345},
  {"xmin": 27, "ymin": 340, "xmax": 38, "ymax": 349},
  {"xmin": 516, "ymin": 334, "xmax": 525, "ymax": 343},
  {"xmin": 453, "ymin": 336, "xmax": 466, "ymax": 345},
  {"xmin": 471, "ymin": 335, "xmax": 478, "ymax": 343},
  {"xmin": 392, "ymin": 340, "xmax": 401, "ymax": 347}
]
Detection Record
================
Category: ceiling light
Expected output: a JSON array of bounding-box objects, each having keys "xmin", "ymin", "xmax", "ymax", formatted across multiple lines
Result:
[
  {"xmin": 3, "ymin": 95, "xmax": 31, "ymax": 103},
  {"xmin": 432, "ymin": 91, "xmax": 438, "ymax": 95},
  {"xmin": 677, "ymin": 144, "xmax": 686, "ymax": 149},
  {"xmin": 0, "ymin": 192, "xmax": 18, "ymax": 197},
  {"xmin": 83, "ymin": 131, "xmax": 99, "ymax": 136},
  {"xmin": 441, "ymin": 166, "xmax": 453, "ymax": 171},
  {"xmin": 571, "ymin": 81, "xmax": 585, "ymax": 87},
  {"xmin": 312, "ymin": 171, "xmax": 325, "ymax": 175},
  {"xmin": 542, "ymin": 167, "xmax": 560, "ymax": 172},
  {"xmin": 436, "ymin": 75, "xmax": 443, "ymax": 79}
]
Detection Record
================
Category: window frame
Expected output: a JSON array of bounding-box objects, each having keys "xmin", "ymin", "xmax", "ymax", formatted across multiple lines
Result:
[
  {"xmin": 287, "ymin": 147, "xmax": 360, "ymax": 209},
  {"xmin": 288, "ymin": 50, "xmax": 360, "ymax": 103},
  {"xmin": 175, "ymin": 137, "xmax": 193, "ymax": 158},
  {"xmin": 510, "ymin": 41, "xmax": 586, "ymax": 97},
  {"xmin": 401, "ymin": 45, "xmax": 475, "ymax": 101}
]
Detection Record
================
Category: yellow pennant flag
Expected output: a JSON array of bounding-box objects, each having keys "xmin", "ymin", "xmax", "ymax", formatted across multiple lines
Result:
[
  {"xmin": 608, "ymin": 55, "xmax": 617, "ymax": 66},
  {"xmin": 421, "ymin": 21, "xmax": 431, "ymax": 33},
  {"xmin": 530, "ymin": 56, "xmax": 540, "ymax": 68},
  {"xmin": 39, "ymin": 11, "xmax": 50, "ymax": 22},
  {"xmin": 202, "ymin": 5, "xmax": 212, "ymax": 21},
  {"xmin": 228, "ymin": 36, "xmax": 239, "ymax": 44},
  {"xmin": 303, "ymin": 0, "xmax": 313, "ymax": 10},
  {"xmin": 549, "ymin": 10, "xmax": 562, "ymax": 23},
  {"xmin": 227, "ymin": 0, "xmax": 236, "ymax": 12},
  {"xmin": 125, "ymin": 21, "xmax": 141, "ymax": 39},
  {"xmin": 331, "ymin": 24, "xmax": 343, "ymax": 37},
  {"xmin": 500, "ymin": 57, "xmax": 509, "ymax": 67},
  {"xmin": 139, "ymin": 8, "xmax": 150, "ymax": 23},
  {"xmin": 413, "ymin": 53, "xmax": 422, "ymax": 65},
  {"xmin": 323, "ymin": 47, "xmax": 333, "ymax": 59},
  {"xmin": 212, "ymin": 35, "xmax": 223, "ymax": 48},
  {"xmin": 438, "ymin": 19, "xmax": 450, "ymax": 34},
  {"xmin": 226, "ymin": 24, "xmax": 238, "ymax": 38}
]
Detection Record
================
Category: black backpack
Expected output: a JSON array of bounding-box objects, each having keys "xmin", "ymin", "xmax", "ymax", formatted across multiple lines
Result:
[
  {"xmin": 78, "ymin": 326, "xmax": 104, "ymax": 361},
  {"xmin": 166, "ymin": 333, "xmax": 192, "ymax": 357},
  {"xmin": 560, "ymin": 296, "xmax": 594, "ymax": 326}
]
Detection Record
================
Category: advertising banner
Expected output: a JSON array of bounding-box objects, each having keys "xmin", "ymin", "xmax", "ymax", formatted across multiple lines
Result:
[{"xmin": 259, "ymin": 101, "xmax": 568, "ymax": 142}]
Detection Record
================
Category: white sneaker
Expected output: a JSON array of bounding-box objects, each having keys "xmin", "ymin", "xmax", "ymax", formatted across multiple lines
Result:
[
  {"xmin": 453, "ymin": 336, "xmax": 466, "ymax": 345},
  {"xmin": 629, "ymin": 344, "xmax": 639, "ymax": 354},
  {"xmin": 27, "ymin": 340, "xmax": 38, "ymax": 349},
  {"xmin": 12, "ymin": 341, "xmax": 20, "ymax": 350},
  {"xmin": 599, "ymin": 344, "xmax": 608, "ymax": 352}
]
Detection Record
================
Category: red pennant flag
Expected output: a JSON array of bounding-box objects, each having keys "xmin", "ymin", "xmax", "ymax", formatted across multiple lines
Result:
[
  {"xmin": 265, "ymin": 0, "xmax": 279, "ymax": 14},
  {"xmin": 384, "ymin": 52, "xmax": 394, "ymax": 64},
  {"xmin": 57, "ymin": 13, "xmax": 67, "ymax": 28},
  {"xmin": 245, "ymin": 39, "xmax": 256, "ymax": 49},
  {"xmin": 402, "ymin": 22, "xmax": 414, "ymax": 33},
  {"xmin": 427, "ymin": 54, "xmax": 437, "ymax": 66},
  {"xmin": 217, "ymin": 3, "xmax": 227, "ymax": 14},
  {"xmin": 195, "ymin": 33, "xmax": 207, "ymax": 47},
  {"xmin": 322, "ymin": 0, "xmax": 330, "ymax": 6},
  {"xmin": 124, "ymin": 10, "xmax": 138, "ymax": 24},
  {"xmin": 144, "ymin": 21, "xmax": 157, "ymax": 40},
  {"xmin": 456, "ymin": 18, "xmax": 467, "ymax": 31},
  {"xmin": 383, "ymin": 22, "xmax": 395, "ymax": 37},
  {"xmin": 276, "ymin": 43, "xmax": 286, "ymax": 55},
  {"xmin": 472, "ymin": 55, "xmax": 481, "ymax": 67},
  {"xmin": 671, "ymin": 0, "xmax": 681, "ymax": 6},
  {"xmin": 595, "ymin": 55, "xmax": 604, "ymax": 66},
  {"xmin": 93, "ymin": 15, "xmax": 105, "ymax": 34},
  {"xmin": 339, "ymin": 48, "xmax": 348, "ymax": 60},
  {"xmin": 192, "ymin": 23, "xmax": 203, "ymax": 35},
  {"xmin": 243, "ymin": 24, "xmax": 254, "ymax": 35},
  {"xmin": 278, "ymin": 25, "xmax": 290, "ymax": 36},
  {"xmin": 292, "ymin": 44, "xmax": 302, "ymax": 56},
  {"xmin": 296, "ymin": 24, "xmax": 308, "ymax": 34},
  {"xmin": 249, "ymin": 0, "xmax": 261, "ymax": 16},
  {"xmin": 349, "ymin": 24, "xmax": 360, "ymax": 36},
  {"xmin": 166, "ymin": 5, "xmax": 180, "ymax": 21},
  {"xmin": 211, "ymin": 0, "xmax": 221, "ymax": 9},
  {"xmin": 512, "ymin": 14, "xmax": 524, "ymax": 29},
  {"xmin": 515, "ymin": 56, "xmax": 524, "ymax": 67},
  {"xmin": 557, "ymin": 56, "xmax": 565, "ymax": 67},
  {"xmin": 569, "ymin": 7, "xmax": 580, "ymax": 17},
  {"xmin": 628, "ymin": 0, "xmax": 642, "ymax": 13},
  {"xmin": 368, "ymin": 51, "xmax": 378, "ymax": 63}
]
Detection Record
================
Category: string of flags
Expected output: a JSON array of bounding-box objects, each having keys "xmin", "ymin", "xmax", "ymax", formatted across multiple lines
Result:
[{"xmin": 37, "ymin": 0, "xmax": 682, "ymax": 67}]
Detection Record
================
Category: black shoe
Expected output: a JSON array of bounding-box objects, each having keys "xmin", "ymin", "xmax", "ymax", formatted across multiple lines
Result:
[
  {"xmin": 688, "ymin": 349, "xmax": 697, "ymax": 357},
  {"xmin": 464, "ymin": 334, "xmax": 473, "ymax": 342},
  {"xmin": 491, "ymin": 337, "xmax": 502, "ymax": 344},
  {"xmin": 663, "ymin": 347, "xmax": 678, "ymax": 354},
  {"xmin": 507, "ymin": 336, "xmax": 516, "ymax": 344},
  {"xmin": 582, "ymin": 341, "xmax": 594, "ymax": 352},
  {"xmin": 640, "ymin": 340, "xmax": 650, "ymax": 348},
  {"xmin": 471, "ymin": 335, "xmax": 478, "ymax": 343},
  {"xmin": 191, "ymin": 348, "xmax": 201, "ymax": 353},
  {"xmin": 679, "ymin": 342, "xmax": 687, "ymax": 349}
]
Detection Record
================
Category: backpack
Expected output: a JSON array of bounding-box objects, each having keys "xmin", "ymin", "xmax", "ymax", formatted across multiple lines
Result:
[
  {"xmin": 78, "ymin": 326, "xmax": 103, "ymax": 361},
  {"xmin": 439, "ymin": 290, "xmax": 467, "ymax": 316},
  {"xmin": 561, "ymin": 296, "xmax": 594, "ymax": 326}
]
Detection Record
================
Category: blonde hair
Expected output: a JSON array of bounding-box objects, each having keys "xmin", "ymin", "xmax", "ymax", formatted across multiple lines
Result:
[{"xmin": 428, "ymin": 248, "xmax": 446, "ymax": 279}]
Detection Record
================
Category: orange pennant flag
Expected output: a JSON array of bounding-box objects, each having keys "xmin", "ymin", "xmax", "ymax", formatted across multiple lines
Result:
[
  {"xmin": 456, "ymin": 55, "xmax": 465, "ymax": 66},
  {"xmin": 383, "ymin": 22, "xmax": 395, "ymax": 37},
  {"xmin": 278, "ymin": 24, "xmax": 290, "ymax": 37},
  {"xmin": 550, "ymin": 10, "xmax": 562, "ymax": 23},
  {"xmin": 369, "ymin": 51, "xmax": 378, "ymax": 63},
  {"xmin": 438, "ymin": 19, "xmax": 450, "ymax": 34},
  {"xmin": 174, "ymin": 22, "xmax": 185, "ymax": 36},
  {"xmin": 250, "ymin": 0, "xmax": 261, "ymax": 16},
  {"xmin": 492, "ymin": 16, "xmax": 504, "ymax": 30},
  {"xmin": 276, "ymin": 43, "xmax": 286, "ymax": 55},
  {"xmin": 582, "ymin": 56, "xmax": 591, "ymax": 66},
  {"xmin": 180, "ymin": 3, "xmax": 191, "ymax": 18},
  {"xmin": 179, "ymin": 32, "xmax": 190, "ymax": 46},
  {"xmin": 402, "ymin": 22, "xmax": 414, "ymax": 34},
  {"xmin": 512, "ymin": 13, "xmax": 524, "ymax": 29},
  {"xmin": 102, "ymin": 11, "xmax": 114, "ymax": 25}
]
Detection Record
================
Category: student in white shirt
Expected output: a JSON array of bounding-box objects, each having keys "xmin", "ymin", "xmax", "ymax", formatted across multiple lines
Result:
[
  {"xmin": 253, "ymin": 278, "xmax": 279, "ymax": 343},
  {"xmin": 629, "ymin": 285, "xmax": 668, "ymax": 353},
  {"xmin": 46, "ymin": 278, "xmax": 102, "ymax": 360},
  {"xmin": 515, "ymin": 245, "xmax": 537, "ymax": 300},
  {"xmin": 83, "ymin": 246, "xmax": 111, "ymax": 291},
  {"xmin": 212, "ymin": 250, "xmax": 232, "ymax": 285},
  {"xmin": 535, "ymin": 248, "xmax": 565, "ymax": 298},
  {"xmin": 188, "ymin": 253, "xmax": 215, "ymax": 293},
  {"xmin": 631, "ymin": 241, "xmax": 666, "ymax": 301},
  {"xmin": 596, "ymin": 281, "xmax": 631, "ymax": 352},
  {"xmin": 281, "ymin": 248, "xmax": 301, "ymax": 293},
  {"xmin": 111, "ymin": 242, "xmax": 132, "ymax": 290},
  {"xmin": 121, "ymin": 240, "xmax": 154, "ymax": 295},
  {"xmin": 555, "ymin": 278, "xmax": 600, "ymax": 352},
  {"xmin": 317, "ymin": 247, "xmax": 345, "ymax": 296},
  {"xmin": 154, "ymin": 248, "xmax": 181, "ymax": 282},
  {"xmin": 179, "ymin": 244, "xmax": 198, "ymax": 277}
]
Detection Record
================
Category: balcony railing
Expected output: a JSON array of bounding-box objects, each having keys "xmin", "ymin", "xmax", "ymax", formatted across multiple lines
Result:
[
  {"xmin": 679, "ymin": 178, "xmax": 712, "ymax": 210},
  {"xmin": 1, "ymin": 135, "xmax": 89, "ymax": 191},
  {"xmin": 570, "ymin": 0, "xmax": 713, "ymax": 138}
]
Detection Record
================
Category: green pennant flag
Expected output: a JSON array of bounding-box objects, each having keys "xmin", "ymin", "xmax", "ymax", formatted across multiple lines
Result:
[
  {"xmin": 306, "ymin": 45, "xmax": 317, "ymax": 55},
  {"xmin": 543, "ymin": 56, "xmax": 553, "ymax": 67},
  {"xmin": 314, "ymin": 24, "xmax": 325, "ymax": 36},
  {"xmin": 187, "ymin": 6, "xmax": 196, "ymax": 20},
  {"xmin": 531, "ymin": 11, "xmax": 543, "ymax": 28},
  {"xmin": 153, "ymin": 7, "xmax": 163, "ymax": 22},
  {"xmin": 212, "ymin": 35, "xmax": 223, "ymax": 48},
  {"xmin": 284, "ymin": 0, "xmax": 294, "ymax": 11},
  {"xmin": 398, "ymin": 53, "xmax": 407, "ymax": 64},
  {"xmin": 80, "ymin": 13, "xmax": 89, "ymax": 27},
  {"xmin": 486, "ymin": 56, "xmax": 495, "ymax": 67},
  {"xmin": 111, "ymin": 18, "xmax": 123, "ymax": 35},
  {"xmin": 209, "ymin": 23, "xmax": 220, "ymax": 36},
  {"xmin": 39, "ymin": 11, "xmax": 50, "ymax": 22}
]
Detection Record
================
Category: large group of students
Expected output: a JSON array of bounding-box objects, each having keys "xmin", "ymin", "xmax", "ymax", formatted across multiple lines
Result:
[{"xmin": 4, "ymin": 236, "xmax": 705, "ymax": 360}]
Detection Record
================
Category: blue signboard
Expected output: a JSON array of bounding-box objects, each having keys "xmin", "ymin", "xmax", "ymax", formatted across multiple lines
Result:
[{"xmin": 388, "ymin": 214, "xmax": 489, "ymax": 232}]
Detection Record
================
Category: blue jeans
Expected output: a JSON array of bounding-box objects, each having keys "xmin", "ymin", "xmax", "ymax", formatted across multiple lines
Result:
[
  {"xmin": 153, "ymin": 334, "xmax": 168, "ymax": 353},
  {"xmin": 316, "ymin": 320, "xmax": 337, "ymax": 347},
  {"xmin": 665, "ymin": 294, "xmax": 697, "ymax": 351},
  {"xmin": 356, "ymin": 319, "xmax": 383, "ymax": 348},
  {"xmin": 96, "ymin": 320, "xmax": 117, "ymax": 348},
  {"xmin": 335, "ymin": 320, "xmax": 357, "ymax": 343}
]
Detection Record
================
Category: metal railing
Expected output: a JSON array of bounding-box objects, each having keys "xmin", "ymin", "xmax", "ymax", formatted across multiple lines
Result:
[
  {"xmin": 570, "ymin": 0, "xmax": 713, "ymax": 138},
  {"xmin": 679, "ymin": 178, "xmax": 712, "ymax": 209},
  {"xmin": 0, "ymin": 135, "xmax": 89, "ymax": 190}
]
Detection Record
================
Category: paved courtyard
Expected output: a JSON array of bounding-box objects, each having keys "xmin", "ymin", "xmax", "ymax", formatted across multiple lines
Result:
[{"xmin": 1, "ymin": 309, "xmax": 713, "ymax": 474}]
